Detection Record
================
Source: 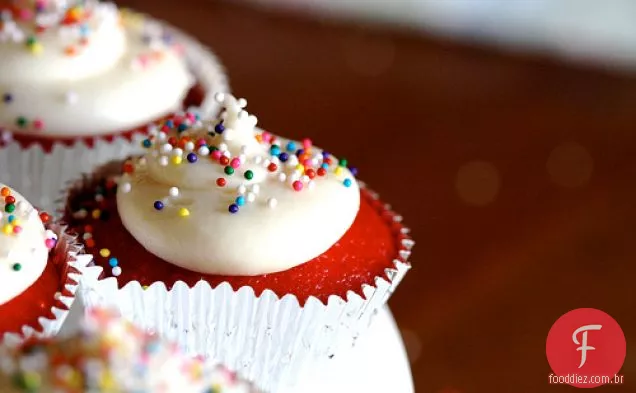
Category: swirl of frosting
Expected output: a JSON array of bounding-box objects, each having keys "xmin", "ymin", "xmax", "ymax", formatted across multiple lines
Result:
[
  {"xmin": 0, "ymin": 0, "xmax": 193, "ymax": 136},
  {"xmin": 117, "ymin": 94, "xmax": 360, "ymax": 275},
  {"xmin": 0, "ymin": 183, "xmax": 56, "ymax": 305}
]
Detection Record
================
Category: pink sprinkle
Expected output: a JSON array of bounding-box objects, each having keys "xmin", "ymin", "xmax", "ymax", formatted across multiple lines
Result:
[
  {"xmin": 18, "ymin": 9, "xmax": 33, "ymax": 21},
  {"xmin": 196, "ymin": 138, "xmax": 206, "ymax": 146},
  {"xmin": 12, "ymin": 226, "xmax": 22, "ymax": 234},
  {"xmin": 292, "ymin": 180, "xmax": 303, "ymax": 191},
  {"xmin": 186, "ymin": 112, "xmax": 196, "ymax": 122},
  {"xmin": 173, "ymin": 116, "xmax": 184, "ymax": 126},
  {"xmin": 45, "ymin": 238, "xmax": 56, "ymax": 249},
  {"xmin": 211, "ymin": 150, "xmax": 222, "ymax": 160},
  {"xmin": 33, "ymin": 119, "xmax": 44, "ymax": 130},
  {"xmin": 303, "ymin": 159, "xmax": 312, "ymax": 167},
  {"xmin": 230, "ymin": 158, "xmax": 241, "ymax": 168},
  {"xmin": 261, "ymin": 131, "xmax": 272, "ymax": 143},
  {"xmin": 161, "ymin": 125, "xmax": 171, "ymax": 133},
  {"xmin": 302, "ymin": 138, "xmax": 312, "ymax": 149}
]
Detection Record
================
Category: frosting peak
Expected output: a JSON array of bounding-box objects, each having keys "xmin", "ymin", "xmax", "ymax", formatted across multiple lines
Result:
[
  {"xmin": 116, "ymin": 95, "xmax": 361, "ymax": 275},
  {"xmin": 0, "ymin": 183, "xmax": 56, "ymax": 305}
]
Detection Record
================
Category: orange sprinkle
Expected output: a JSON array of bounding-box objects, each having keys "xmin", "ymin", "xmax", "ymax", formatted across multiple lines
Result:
[
  {"xmin": 255, "ymin": 134, "xmax": 263, "ymax": 143},
  {"xmin": 64, "ymin": 46, "xmax": 77, "ymax": 56},
  {"xmin": 0, "ymin": 187, "xmax": 10, "ymax": 197}
]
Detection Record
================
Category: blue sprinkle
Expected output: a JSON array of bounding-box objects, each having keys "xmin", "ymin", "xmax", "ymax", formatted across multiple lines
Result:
[
  {"xmin": 177, "ymin": 123, "xmax": 188, "ymax": 132},
  {"xmin": 165, "ymin": 120, "xmax": 174, "ymax": 128},
  {"xmin": 343, "ymin": 178, "xmax": 352, "ymax": 187},
  {"xmin": 321, "ymin": 163, "xmax": 329, "ymax": 169},
  {"xmin": 286, "ymin": 142, "xmax": 296, "ymax": 152},
  {"xmin": 322, "ymin": 151, "xmax": 330, "ymax": 158},
  {"xmin": 153, "ymin": 201, "xmax": 164, "ymax": 211},
  {"xmin": 279, "ymin": 152, "xmax": 289, "ymax": 162},
  {"xmin": 2, "ymin": 93, "xmax": 12, "ymax": 103},
  {"xmin": 108, "ymin": 258, "xmax": 118, "ymax": 267},
  {"xmin": 79, "ymin": 24, "xmax": 90, "ymax": 37},
  {"xmin": 215, "ymin": 123, "xmax": 225, "ymax": 133},
  {"xmin": 296, "ymin": 149, "xmax": 304, "ymax": 157},
  {"xmin": 7, "ymin": 215, "xmax": 15, "ymax": 223},
  {"xmin": 142, "ymin": 139, "xmax": 152, "ymax": 148},
  {"xmin": 270, "ymin": 145, "xmax": 281, "ymax": 156},
  {"xmin": 228, "ymin": 204, "xmax": 239, "ymax": 213},
  {"xmin": 236, "ymin": 196, "xmax": 246, "ymax": 206},
  {"xmin": 187, "ymin": 153, "xmax": 197, "ymax": 163},
  {"xmin": 349, "ymin": 167, "xmax": 359, "ymax": 176}
]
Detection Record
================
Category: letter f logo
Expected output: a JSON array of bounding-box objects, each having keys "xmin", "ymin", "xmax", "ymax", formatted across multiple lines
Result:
[{"xmin": 573, "ymin": 324, "xmax": 602, "ymax": 368}]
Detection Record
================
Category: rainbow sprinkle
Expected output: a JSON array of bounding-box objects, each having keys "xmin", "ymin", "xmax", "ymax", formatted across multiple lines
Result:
[{"xmin": 0, "ymin": 186, "xmax": 56, "ymax": 248}]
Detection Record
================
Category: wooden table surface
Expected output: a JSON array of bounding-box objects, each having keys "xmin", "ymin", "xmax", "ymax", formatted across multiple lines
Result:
[{"xmin": 119, "ymin": 1, "xmax": 636, "ymax": 391}]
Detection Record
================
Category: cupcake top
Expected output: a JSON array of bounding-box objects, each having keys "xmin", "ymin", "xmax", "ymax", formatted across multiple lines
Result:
[
  {"xmin": 0, "ymin": 308, "xmax": 260, "ymax": 392},
  {"xmin": 0, "ymin": 0, "xmax": 192, "ymax": 137},
  {"xmin": 0, "ymin": 183, "xmax": 57, "ymax": 305},
  {"xmin": 116, "ymin": 94, "xmax": 360, "ymax": 275}
]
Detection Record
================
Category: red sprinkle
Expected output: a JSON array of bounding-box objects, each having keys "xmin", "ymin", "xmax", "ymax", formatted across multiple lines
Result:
[
  {"xmin": 219, "ymin": 156, "xmax": 230, "ymax": 166},
  {"xmin": 39, "ymin": 212, "xmax": 50, "ymax": 223},
  {"xmin": 216, "ymin": 178, "xmax": 227, "ymax": 187},
  {"xmin": 267, "ymin": 163, "xmax": 278, "ymax": 172},
  {"xmin": 292, "ymin": 181, "xmax": 303, "ymax": 191},
  {"xmin": 306, "ymin": 169, "xmax": 316, "ymax": 179},
  {"xmin": 5, "ymin": 196, "xmax": 15, "ymax": 204},
  {"xmin": 317, "ymin": 167, "xmax": 327, "ymax": 177},
  {"xmin": 122, "ymin": 162, "xmax": 134, "ymax": 174}
]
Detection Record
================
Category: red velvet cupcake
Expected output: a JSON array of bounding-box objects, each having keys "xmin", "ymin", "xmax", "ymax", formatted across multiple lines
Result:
[
  {"xmin": 67, "ymin": 94, "xmax": 412, "ymax": 391},
  {"xmin": 0, "ymin": 1, "xmax": 228, "ymax": 213},
  {"xmin": 0, "ymin": 183, "xmax": 91, "ymax": 345}
]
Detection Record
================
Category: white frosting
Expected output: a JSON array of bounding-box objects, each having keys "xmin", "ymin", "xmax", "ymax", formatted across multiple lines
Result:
[
  {"xmin": 0, "ymin": 183, "xmax": 53, "ymax": 306},
  {"xmin": 117, "ymin": 94, "xmax": 360, "ymax": 275},
  {"xmin": 0, "ymin": 308, "xmax": 261, "ymax": 392},
  {"xmin": 0, "ymin": 1, "xmax": 193, "ymax": 137}
]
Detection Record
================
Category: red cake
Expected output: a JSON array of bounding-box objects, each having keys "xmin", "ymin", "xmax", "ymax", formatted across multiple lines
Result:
[{"xmin": 0, "ymin": 185, "xmax": 82, "ymax": 341}]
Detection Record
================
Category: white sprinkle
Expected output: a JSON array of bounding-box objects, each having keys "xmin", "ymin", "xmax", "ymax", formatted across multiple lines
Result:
[
  {"xmin": 271, "ymin": 156, "xmax": 280, "ymax": 164},
  {"xmin": 223, "ymin": 150, "xmax": 231, "ymax": 158},
  {"xmin": 218, "ymin": 143, "xmax": 228, "ymax": 152},
  {"xmin": 278, "ymin": 173, "xmax": 287, "ymax": 182},
  {"xmin": 240, "ymin": 145, "xmax": 248, "ymax": 154},
  {"xmin": 246, "ymin": 192, "xmax": 256, "ymax": 202},
  {"xmin": 54, "ymin": 292, "xmax": 62, "ymax": 300},
  {"xmin": 310, "ymin": 158, "xmax": 320, "ymax": 166},
  {"xmin": 198, "ymin": 146, "xmax": 210, "ymax": 156},
  {"xmin": 157, "ymin": 131, "xmax": 167, "ymax": 141},
  {"xmin": 82, "ymin": 233, "xmax": 92, "ymax": 240},
  {"xmin": 301, "ymin": 175, "xmax": 310, "ymax": 183},
  {"xmin": 287, "ymin": 155, "xmax": 299, "ymax": 166},
  {"xmin": 263, "ymin": 159, "xmax": 271, "ymax": 168},
  {"xmin": 112, "ymin": 266, "xmax": 122, "ymax": 277},
  {"xmin": 120, "ymin": 182, "xmax": 131, "ymax": 193},
  {"xmin": 250, "ymin": 184, "xmax": 260, "ymax": 194},
  {"xmin": 160, "ymin": 143, "xmax": 173, "ymax": 154},
  {"xmin": 169, "ymin": 187, "xmax": 179, "ymax": 197},
  {"xmin": 184, "ymin": 141, "xmax": 195, "ymax": 152},
  {"xmin": 267, "ymin": 198, "xmax": 277, "ymax": 209},
  {"xmin": 237, "ymin": 98, "xmax": 247, "ymax": 108},
  {"xmin": 147, "ymin": 124, "xmax": 158, "ymax": 135},
  {"xmin": 253, "ymin": 156, "xmax": 263, "ymax": 165},
  {"xmin": 238, "ymin": 154, "xmax": 247, "ymax": 164},
  {"xmin": 214, "ymin": 92, "xmax": 225, "ymax": 103},
  {"xmin": 307, "ymin": 180, "xmax": 316, "ymax": 190},
  {"xmin": 172, "ymin": 148, "xmax": 183, "ymax": 157},
  {"xmin": 290, "ymin": 171, "xmax": 301, "ymax": 182},
  {"xmin": 138, "ymin": 157, "xmax": 147, "ymax": 166},
  {"xmin": 159, "ymin": 156, "xmax": 169, "ymax": 166},
  {"xmin": 237, "ymin": 185, "xmax": 247, "ymax": 195},
  {"xmin": 65, "ymin": 91, "xmax": 78, "ymax": 105}
]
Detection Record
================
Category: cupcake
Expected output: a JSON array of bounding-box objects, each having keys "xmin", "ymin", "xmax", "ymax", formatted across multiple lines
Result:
[
  {"xmin": 0, "ymin": 183, "xmax": 91, "ymax": 345},
  {"xmin": 66, "ymin": 94, "xmax": 413, "ymax": 391},
  {"xmin": 0, "ymin": 0, "xmax": 228, "ymax": 212},
  {"xmin": 0, "ymin": 307, "xmax": 261, "ymax": 392}
]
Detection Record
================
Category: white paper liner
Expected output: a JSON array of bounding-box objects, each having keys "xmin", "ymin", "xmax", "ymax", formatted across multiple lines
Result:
[
  {"xmin": 77, "ymin": 185, "xmax": 413, "ymax": 392},
  {"xmin": 0, "ymin": 15, "xmax": 229, "ymax": 214},
  {"xmin": 1, "ymin": 226, "xmax": 93, "ymax": 347}
]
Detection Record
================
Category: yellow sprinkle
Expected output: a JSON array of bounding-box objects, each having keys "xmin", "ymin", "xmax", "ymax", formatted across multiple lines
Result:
[
  {"xmin": 171, "ymin": 156, "xmax": 182, "ymax": 165},
  {"xmin": 178, "ymin": 207, "xmax": 190, "ymax": 217},
  {"xmin": 29, "ymin": 42, "xmax": 43, "ymax": 54},
  {"xmin": 2, "ymin": 225, "xmax": 12, "ymax": 234},
  {"xmin": 142, "ymin": 285, "xmax": 149, "ymax": 290},
  {"xmin": 92, "ymin": 209, "xmax": 101, "ymax": 219},
  {"xmin": 12, "ymin": 219, "xmax": 20, "ymax": 226},
  {"xmin": 295, "ymin": 164, "xmax": 305, "ymax": 173},
  {"xmin": 22, "ymin": 372, "xmax": 41, "ymax": 390},
  {"xmin": 68, "ymin": 7, "xmax": 83, "ymax": 19},
  {"xmin": 99, "ymin": 248, "xmax": 111, "ymax": 258},
  {"xmin": 334, "ymin": 167, "xmax": 343, "ymax": 176}
]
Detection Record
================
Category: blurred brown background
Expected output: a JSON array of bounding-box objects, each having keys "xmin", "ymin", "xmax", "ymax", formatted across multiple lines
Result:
[{"xmin": 118, "ymin": 0, "xmax": 636, "ymax": 391}]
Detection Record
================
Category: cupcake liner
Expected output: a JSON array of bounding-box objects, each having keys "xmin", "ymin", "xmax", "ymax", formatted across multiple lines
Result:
[
  {"xmin": 2, "ymin": 225, "xmax": 93, "ymax": 347},
  {"xmin": 0, "ymin": 15, "xmax": 229, "ymax": 214},
  {"xmin": 77, "ymin": 183, "xmax": 412, "ymax": 392}
]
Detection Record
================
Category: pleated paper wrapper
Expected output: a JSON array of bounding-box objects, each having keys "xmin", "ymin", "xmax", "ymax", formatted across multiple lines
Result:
[
  {"xmin": 1, "ymin": 226, "xmax": 93, "ymax": 347},
  {"xmin": 0, "ymin": 15, "xmax": 229, "ymax": 214},
  {"xmin": 78, "ymin": 185, "xmax": 413, "ymax": 392}
]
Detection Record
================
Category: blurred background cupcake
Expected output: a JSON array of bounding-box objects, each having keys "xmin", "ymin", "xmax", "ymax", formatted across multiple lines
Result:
[
  {"xmin": 0, "ymin": 182, "xmax": 91, "ymax": 345},
  {"xmin": 66, "ymin": 94, "xmax": 412, "ymax": 391},
  {"xmin": 0, "ymin": 0, "xmax": 228, "ymax": 212},
  {"xmin": 0, "ymin": 307, "xmax": 261, "ymax": 392}
]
